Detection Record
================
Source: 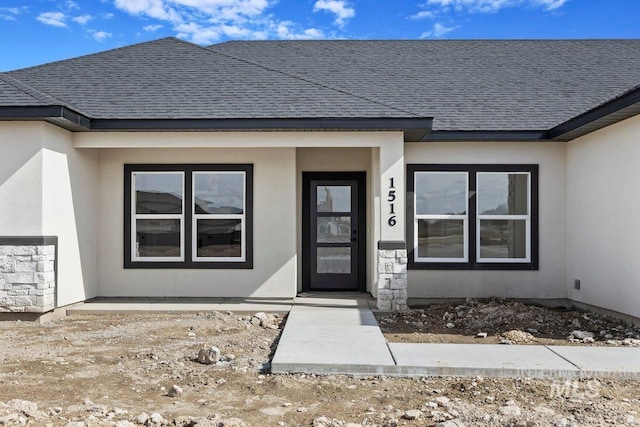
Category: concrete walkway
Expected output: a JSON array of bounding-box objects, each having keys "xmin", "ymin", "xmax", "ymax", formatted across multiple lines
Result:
[{"xmin": 271, "ymin": 297, "xmax": 640, "ymax": 379}]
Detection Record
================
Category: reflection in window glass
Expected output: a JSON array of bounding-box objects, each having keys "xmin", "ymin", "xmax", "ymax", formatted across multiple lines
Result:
[
  {"xmin": 317, "ymin": 217, "xmax": 351, "ymax": 243},
  {"xmin": 135, "ymin": 173, "xmax": 183, "ymax": 214},
  {"xmin": 136, "ymin": 219, "xmax": 181, "ymax": 257},
  {"xmin": 194, "ymin": 172, "xmax": 244, "ymax": 214},
  {"xmin": 196, "ymin": 219, "xmax": 242, "ymax": 258},
  {"xmin": 477, "ymin": 173, "xmax": 528, "ymax": 215},
  {"xmin": 317, "ymin": 186, "xmax": 351, "ymax": 213},
  {"xmin": 417, "ymin": 219, "xmax": 464, "ymax": 259},
  {"xmin": 479, "ymin": 220, "xmax": 527, "ymax": 258},
  {"xmin": 415, "ymin": 172, "xmax": 467, "ymax": 215},
  {"xmin": 317, "ymin": 247, "xmax": 351, "ymax": 274}
]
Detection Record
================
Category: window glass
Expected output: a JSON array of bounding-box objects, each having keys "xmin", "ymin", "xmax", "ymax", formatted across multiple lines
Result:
[
  {"xmin": 196, "ymin": 219, "xmax": 242, "ymax": 258},
  {"xmin": 477, "ymin": 173, "xmax": 528, "ymax": 215},
  {"xmin": 317, "ymin": 217, "xmax": 351, "ymax": 243},
  {"xmin": 317, "ymin": 247, "xmax": 351, "ymax": 274},
  {"xmin": 317, "ymin": 186, "xmax": 351, "ymax": 213},
  {"xmin": 194, "ymin": 172, "xmax": 244, "ymax": 214},
  {"xmin": 135, "ymin": 173, "xmax": 183, "ymax": 214},
  {"xmin": 479, "ymin": 220, "xmax": 527, "ymax": 258},
  {"xmin": 417, "ymin": 219, "xmax": 465, "ymax": 259},
  {"xmin": 415, "ymin": 172, "xmax": 467, "ymax": 215},
  {"xmin": 135, "ymin": 219, "xmax": 181, "ymax": 257}
]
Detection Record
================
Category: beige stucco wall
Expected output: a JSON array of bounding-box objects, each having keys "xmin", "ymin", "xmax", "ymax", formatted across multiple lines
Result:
[
  {"xmin": 404, "ymin": 141, "xmax": 567, "ymax": 299},
  {"xmin": 0, "ymin": 122, "xmax": 98, "ymax": 307},
  {"xmin": 567, "ymin": 114, "xmax": 640, "ymax": 318},
  {"xmin": 97, "ymin": 146, "xmax": 298, "ymax": 298}
]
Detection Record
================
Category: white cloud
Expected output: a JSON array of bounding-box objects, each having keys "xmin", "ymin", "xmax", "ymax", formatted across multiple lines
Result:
[
  {"xmin": 313, "ymin": 0, "xmax": 355, "ymax": 26},
  {"xmin": 143, "ymin": 24, "xmax": 163, "ymax": 32},
  {"xmin": 275, "ymin": 21, "xmax": 325, "ymax": 39},
  {"xmin": 1, "ymin": 6, "xmax": 27, "ymax": 21},
  {"xmin": 420, "ymin": 22, "xmax": 458, "ymax": 37},
  {"xmin": 410, "ymin": 10, "xmax": 435, "ymax": 20},
  {"xmin": 111, "ymin": 0, "xmax": 328, "ymax": 44},
  {"xmin": 37, "ymin": 11, "xmax": 68, "ymax": 28},
  {"xmin": 90, "ymin": 30, "xmax": 113, "ymax": 42},
  {"xmin": 72, "ymin": 14, "xmax": 93, "ymax": 24},
  {"xmin": 422, "ymin": 0, "xmax": 568, "ymax": 14},
  {"xmin": 103, "ymin": 12, "xmax": 115, "ymax": 19}
]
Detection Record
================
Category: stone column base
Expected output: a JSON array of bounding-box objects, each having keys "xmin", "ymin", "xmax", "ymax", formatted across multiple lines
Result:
[
  {"xmin": 0, "ymin": 236, "xmax": 57, "ymax": 313},
  {"xmin": 377, "ymin": 241, "xmax": 408, "ymax": 311}
]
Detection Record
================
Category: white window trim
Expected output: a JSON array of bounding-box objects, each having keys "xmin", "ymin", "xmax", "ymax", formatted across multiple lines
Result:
[
  {"xmin": 476, "ymin": 172, "xmax": 531, "ymax": 263},
  {"xmin": 414, "ymin": 171, "xmax": 469, "ymax": 263},
  {"xmin": 131, "ymin": 171, "xmax": 185, "ymax": 262},
  {"xmin": 191, "ymin": 171, "xmax": 246, "ymax": 263}
]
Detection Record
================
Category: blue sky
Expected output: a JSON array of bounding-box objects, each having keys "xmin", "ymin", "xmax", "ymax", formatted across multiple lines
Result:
[{"xmin": 1, "ymin": 0, "xmax": 639, "ymax": 71}]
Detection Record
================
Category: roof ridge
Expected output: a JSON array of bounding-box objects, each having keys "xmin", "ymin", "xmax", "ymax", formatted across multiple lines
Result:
[
  {"xmin": 0, "ymin": 72, "xmax": 89, "ymax": 115},
  {"xmin": 201, "ymin": 42, "xmax": 422, "ymax": 118}
]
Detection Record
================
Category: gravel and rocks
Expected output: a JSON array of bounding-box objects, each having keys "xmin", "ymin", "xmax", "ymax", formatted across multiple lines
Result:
[
  {"xmin": 0, "ymin": 309, "xmax": 639, "ymax": 426},
  {"xmin": 377, "ymin": 298, "xmax": 640, "ymax": 346}
]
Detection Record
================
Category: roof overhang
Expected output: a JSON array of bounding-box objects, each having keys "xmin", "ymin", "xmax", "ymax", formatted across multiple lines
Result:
[
  {"xmin": 423, "ymin": 130, "xmax": 547, "ymax": 142},
  {"xmin": 0, "ymin": 106, "xmax": 91, "ymax": 131},
  {"xmin": 546, "ymin": 86, "xmax": 640, "ymax": 141},
  {"xmin": 88, "ymin": 117, "xmax": 434, "ymax": 141}
]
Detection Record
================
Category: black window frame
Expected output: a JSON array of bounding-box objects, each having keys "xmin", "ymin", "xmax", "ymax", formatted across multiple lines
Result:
[
  {"xmin": 124, "ymin": 164, "xmax": 253, "ymax": 269},
  {"xmin": 407, "ymin": 164, "xmax": 538, "ymax": 271}
]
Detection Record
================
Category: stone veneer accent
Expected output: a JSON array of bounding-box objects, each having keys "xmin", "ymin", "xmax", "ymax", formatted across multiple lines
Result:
[
  {"xmin": 0, "ymin": 237, "xmax": 57, "ymax": 313},
  {"xmin": 377, "ymin": 241, "xmax": 408, "ymax": 311}
]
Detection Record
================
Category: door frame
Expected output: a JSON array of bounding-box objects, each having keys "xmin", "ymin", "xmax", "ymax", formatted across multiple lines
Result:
[{"xmin": 302, "ymin": 171, "xmax": 367, "ymax": 292}]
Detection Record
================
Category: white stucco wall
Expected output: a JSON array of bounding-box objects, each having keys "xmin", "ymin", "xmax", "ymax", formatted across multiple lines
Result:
[
  {"xmin": 97, "ymin": 146, "xmax": 298, "ymax": 298},
  {"xmin": 567, "ymin": 114, "xmax": 640, "ymax": 318},
  {"xmin": 0, "ymin": 122, "xmax": 43, "ymax": 235},
  {"xmin": 404, "ymin": 141, "xmax": 567, "ymax": 299},
  {"xmin": 0, "ymin": 122, "xmax": 98, "ymax": 307},
  {"xmin": 41, "ymin": 124, "xmax": 98, "ymax": 306}
]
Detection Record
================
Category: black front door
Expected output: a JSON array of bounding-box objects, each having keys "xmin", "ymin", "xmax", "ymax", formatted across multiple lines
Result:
[{"xmin": 302, "ymin": 172, "xmax": 366, "ymax": 291}]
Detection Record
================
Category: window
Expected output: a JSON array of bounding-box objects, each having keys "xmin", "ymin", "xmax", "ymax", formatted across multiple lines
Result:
[
  {"xmin": 407, "ymin": 164, "xmax": 538, "ymax": 270},
  {"xmin": 124, "ymin": 164, "xmax": 253, "ymax": 269}
]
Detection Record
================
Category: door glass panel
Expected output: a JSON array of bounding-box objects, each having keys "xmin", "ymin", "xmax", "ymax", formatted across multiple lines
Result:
[
  {"xmin": 477, "ymin": 173, "xmax": 528, "ymax": 215},
  {"xmin": 136, "ymin": 219, "xmax": 181, "ymax": 257},
  {"xmin": 415, "ymin": 172, "xmax": 467, "ymax": 215},
  {"xmin": 317, "ymin": 217, "xmax": 351, "ymax": 243},
  {"xmin": 134, "ymin": 173, "xmax": 183, "ymax": 214},
  {"xmin": 317, "ymin": 185, "xmax": 351, "ymax": 213},
  {"xmin": 479, "ymin": 220, "xmax": 527, "ymax": 258},
  {"xmin": 193, "ymin": 172, "xmax": 244, "ymax": 214},
  {"xmin": 417, "ymin": 219, "xmax": 464, "ymax": 258},
  {"xmin": 196, "ymin": 219, "xmax": 242, "ymax": 258},
  {"xmin": 317, "ymin": 247, "xmax": 351, "ymax": 274}
]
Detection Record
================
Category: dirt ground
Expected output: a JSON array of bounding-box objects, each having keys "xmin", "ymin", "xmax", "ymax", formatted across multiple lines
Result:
[
  {"xmin": 0, "ymin": 305, "xmax": 639, "ymax": 426},
  {"xmin": 377, "ymin": 298, "xmax": 640, "ymax": 346}
]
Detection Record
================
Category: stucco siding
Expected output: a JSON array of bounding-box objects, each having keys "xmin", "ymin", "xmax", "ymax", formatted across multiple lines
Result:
[
  {"xmin": 42, "ymin": 124, "xmax": 98, "ymax": 306},
  {"xmin": 97, "ymin": 146, "xmax": 297, "ymax": 298},
  {"xmin": 0, "ymin": 122, "xmax": 44, "ymax": 235},
  {"xmin": 404, "ymin": 141, "xmax": 567, "ymax": 299},
  {"xmin": 567, "ymin": 114, "xmax": 640, "ymax": 318}
]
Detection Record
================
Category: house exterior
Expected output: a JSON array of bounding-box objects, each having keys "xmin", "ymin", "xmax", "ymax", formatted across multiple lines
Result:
[{"xmin": 1, "ymin": 38, "xmax": 640, "ymax": 319}]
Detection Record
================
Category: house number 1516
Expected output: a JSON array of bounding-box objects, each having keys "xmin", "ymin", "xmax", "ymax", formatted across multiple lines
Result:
[{"xmin": 388, "ymin": 178, "xmax": 396, "ymax": 226}]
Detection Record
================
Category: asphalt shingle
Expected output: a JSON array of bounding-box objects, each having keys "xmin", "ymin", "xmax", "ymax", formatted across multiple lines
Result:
[{"xmin": 2, "ymin": 38, "xmax": 640, "ymax": 132}]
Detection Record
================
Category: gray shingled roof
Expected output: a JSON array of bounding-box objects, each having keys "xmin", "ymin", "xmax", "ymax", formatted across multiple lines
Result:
[
  {"xmin": 5, "ymin": 38, "xmax": 414, "ymax": 120},
  {"xmin": 0, "ymin": 74, "xmax": 49, "ymax": 106},
  {"xmin": 212, "ymin": 39, "xmax": 640, "ymax": 131},
  {"xmin": 2, "ymin": 37, "xmax": 640, "ymax": 132}
]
